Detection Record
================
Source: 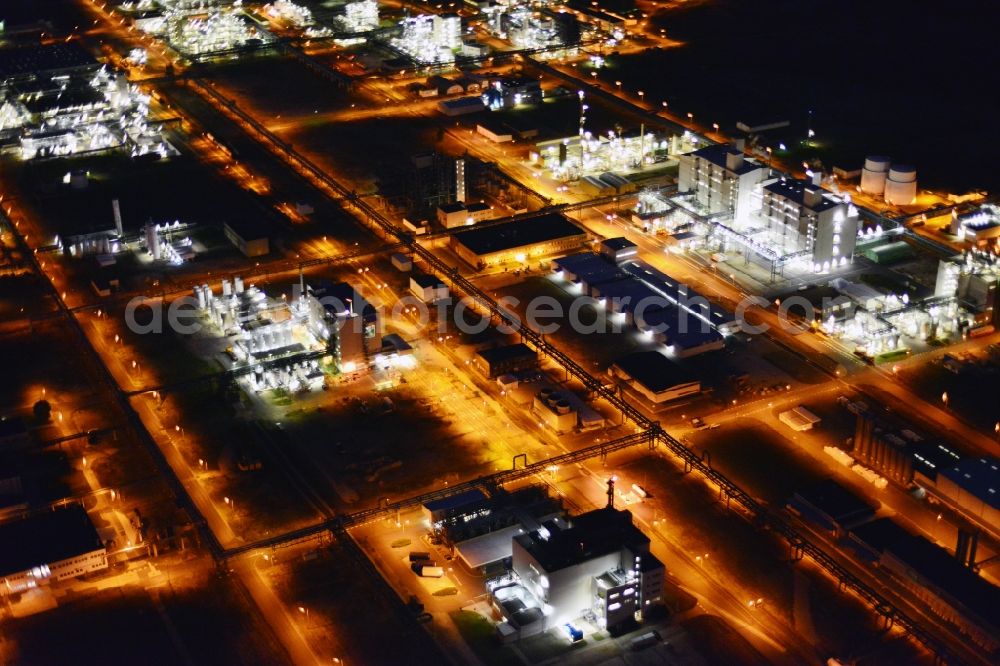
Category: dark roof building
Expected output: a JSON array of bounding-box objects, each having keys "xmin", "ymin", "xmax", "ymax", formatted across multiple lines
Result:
[
  {"xmin": 450, "ymin": 214, "xmax": 586, "ymax": 267},
  {"xmin": 0, "ymin": 505, "xmax": 107, "ymax": 592},
  {"xmin": 608, "ymin": 351, "xmax": 701, "ymax": 404},
  {"xmin": 475, "ymin": 343, "xmax": 538, "ymax": 378},
  {"xmin": 0, "ymin": 43, "xmax": 97, "ymax": 80},
  {"xmin": 788, "ymin": 479, "xmax": 876, "ymax": 535}
]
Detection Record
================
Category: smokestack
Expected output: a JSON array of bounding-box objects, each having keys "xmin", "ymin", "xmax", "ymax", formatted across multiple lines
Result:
[
  {"xmin": 606, "ymin": 476, "xmax": 616, "ymax": 509},
  {"xmin": 112, "ymin": 199, "xmax": 123, "ymax": 237}
]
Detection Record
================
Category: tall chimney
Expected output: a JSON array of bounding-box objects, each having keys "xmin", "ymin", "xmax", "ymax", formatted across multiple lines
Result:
[
  {"xmin": 606, "ymin": 476, "xmax": 616, "ymax": 509},
  {"xmin": 112, "ymin": 198, "xmax": 123, "ymax": 237}
]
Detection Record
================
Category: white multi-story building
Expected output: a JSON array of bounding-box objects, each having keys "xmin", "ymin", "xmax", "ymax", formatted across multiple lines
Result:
[
  {"xmin": 758, "ymin": 177, "xmax": 859, "ymax": 270},
  {"xmin": 677, "ymin": 143, "xmax": 767, "ymax": 223},
  {"xmin": 502, "ymin": 503, "xmax": 665, "ymax": 637},
  {"xmin": 433, "ymin": 14, "xmax": 462, "ymax": 50}
]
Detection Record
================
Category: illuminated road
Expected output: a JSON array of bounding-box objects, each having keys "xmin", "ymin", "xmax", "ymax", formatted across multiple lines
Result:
[{"xmin": 56, "ymin": 3, "xmax": 1000, "ymax": 660}]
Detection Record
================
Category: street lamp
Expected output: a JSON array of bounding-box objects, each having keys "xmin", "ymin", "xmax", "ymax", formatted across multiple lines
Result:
[
  {"xmin": 637, "ymin": 90, "xmax": 645, "ymax": 103},
  {"xmin": 224, "ymin": 496, "xmax": 235, "ymax": 512},
  {"xmin": 615, "ymin": 80, "xmax": 621, "ymax": 91},
  {"xmin": 941, "ymin": 391, "xmax": 949, "ymax": 406}
]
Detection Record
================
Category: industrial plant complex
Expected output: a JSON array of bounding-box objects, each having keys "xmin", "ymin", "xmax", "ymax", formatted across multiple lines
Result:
[{"xmin": 0, "ymin": 1, "xmax": 998, "ymax": 665}]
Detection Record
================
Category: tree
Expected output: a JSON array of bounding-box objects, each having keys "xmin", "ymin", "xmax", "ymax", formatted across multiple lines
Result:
[{"xmin": 33, "ymin": 399, "xmax": 51, "ymax": 423}]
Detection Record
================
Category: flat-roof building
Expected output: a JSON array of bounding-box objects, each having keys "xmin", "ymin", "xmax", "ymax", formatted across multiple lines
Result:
[
  {"xmin": 450, "ymin": 214, "xmax": 586, "ymax": 268},
  {"xmin": 0, "ymin": 43, "xmax": 98, "ymax": 81},
  {"xmin": 678, "ymin": 143, "xmax": 767, "ymax": 223},
  {"xmin": 224, "ymin": 219, "xmax": 270, "ymax": 258},
  {"xmin": 0, "ymin": 505, "xmax": 107, "ymax": 596},
  {"xmin": 850, "ymin": 517, "xmax": 1000, "ymax": 653},
  {"xmin": 599, "ymin": 237, "xmax": 638, "ymax": 263},
  {"xmin": 474, "ymin": 343, "xmax": 538, "ymax": 378},
  {"xmin": 303, "ymin": 280, "xmax": 380, "ymax": 370},
  {"xmin": 935, "ymin": 457, "xmax": 1000, "ymax": 531},
  {"xmin": 505, "ymin": 505, "xmax": 665, "ymax": 637},
  {"xmin": 608, "ymin": 351, "xmax": 700, "ymax": 404},
  {"xmin": 437, "ymin": 200, "xmax": 495, "ymax": 228},
  {"xmin": 759, "ymin": 177, "xmax": 859, "ymax": 270},
  {"xmin": 409, "ymin": 272, "xmax": 449, "ymax": 303},
  {"xmin": 787, "ymin": 479, "xmax": 876, "ymax": 537}
]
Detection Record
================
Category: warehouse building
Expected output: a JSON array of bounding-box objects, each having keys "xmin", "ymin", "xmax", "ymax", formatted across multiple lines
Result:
[
  {"xmin": 474, "ymin": 343, "xmax": 538, "ymax": 378},
  {"xmin": 608, "ymin": 351, "xmax": 700, "ymax": 404},
  {"xmin": 224, "ymin": 219, "xmax": 270, "ymax": 257},
  {"xmin": 450, "ymin": 214, "xmax": 587, "ymax": 268},
  {"xmin": 787, "ymin": 479, "xmax": 876, "ymax": 537},
  {"xmin": 934, "ymin": 457, "xmax": 1000, "ymax": 531},
  {"xmin": 848, "ymin": 518, "xmax": 999, "ymax": 653},
  {"xmin": 0, "ymin": 505, "xmax": 107, "ymax": 596}
]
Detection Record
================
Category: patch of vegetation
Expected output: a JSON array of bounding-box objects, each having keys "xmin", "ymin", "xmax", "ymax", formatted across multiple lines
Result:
[{"xmin": 449, "ymin": 611, "xmax": 520, "ymax": 666}]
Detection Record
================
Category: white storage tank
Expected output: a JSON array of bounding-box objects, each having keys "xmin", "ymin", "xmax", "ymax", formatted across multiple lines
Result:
[
  {"xmin": 884, "ymin": 164, "xmax": 917, "ymax": 206},
  {"xmin": 860, "ymin": 156, "xmax": 891, "ymax": 195}
]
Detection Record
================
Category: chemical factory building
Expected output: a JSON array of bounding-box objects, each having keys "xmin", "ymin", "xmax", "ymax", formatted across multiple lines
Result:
[
  {"xmin": 608, "ymin": 351, "xmax": 700, "ymax": 404},
  {"xmin": 678, "ymin": 143, "xmax": 767, "ymax": 222},
  {"xmin": 0, "ymin": 505, "xmax": 107, "ymax": 596},
  {"xmin": 450, "ymin": 214, "xmax": 586, "ymax": 267},
  {"xmin": 505, "ymin": 506, "xmax": 665, "ymax": 637},
  {"xmin": 759, "ymin": 177, "xmax": 858, "ymax": 269}
]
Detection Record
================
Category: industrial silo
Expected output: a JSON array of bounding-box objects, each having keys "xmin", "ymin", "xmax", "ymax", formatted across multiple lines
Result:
[
  {"xmin": 884, "ymin": 165, "xmax": 917, "ymax": 206},
  {"xmin": 860, "ymin": 156, "xmax": 891, "ymax": 195}
]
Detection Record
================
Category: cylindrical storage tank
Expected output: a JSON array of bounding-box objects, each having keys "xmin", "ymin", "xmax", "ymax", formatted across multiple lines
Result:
[
  {"xmin": 234, "ymin": 276, "xmax": 244, "ymax": 294},
  {"xmin": 884, "ymin": 165, "xmax": 917, "ymax": 206},
  {"xmin": 555, "ymin": 399, "xmax": 572, "ymax": 414},
  {"xmin": 860, "ymin": 156, "xmax": 890, "ymax": 195},
  {"xmin": 539, "ymin": 388, "xmax": 555, "ymax": 402},
  {"xmin": 222, "ymin": 279, "xmax": 232, "ymax": 296}
]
